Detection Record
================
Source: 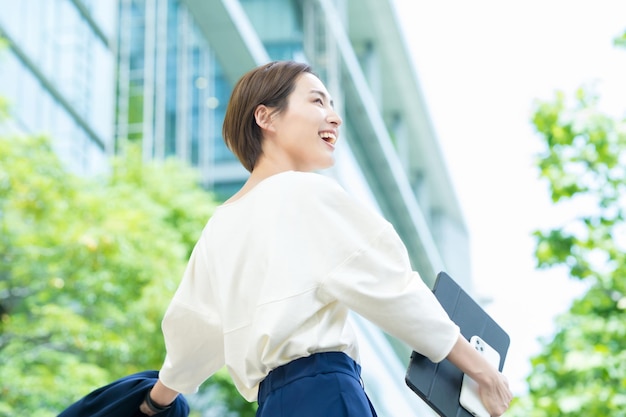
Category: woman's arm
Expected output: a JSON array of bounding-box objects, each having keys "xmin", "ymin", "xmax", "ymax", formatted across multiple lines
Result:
[
  {"xmin": 445, "ymin": 334, "xmax": 513, "ymax": 417},
  {"xmin": 139, "ymin": 379, "xmax": 180, "ymax": 416}
]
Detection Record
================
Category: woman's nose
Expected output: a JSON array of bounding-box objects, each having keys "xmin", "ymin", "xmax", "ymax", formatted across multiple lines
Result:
[{"xmin": 327, "ymin": 108, "xmax": 342, "ymax": 127}]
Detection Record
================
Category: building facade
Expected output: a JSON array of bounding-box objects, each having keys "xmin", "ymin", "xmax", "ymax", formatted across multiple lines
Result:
[
  {"xmin": 0, "ymin": 0, "xmax": 117, "ymax": 175},
  {"xmin": 1, "ymin": 0, "xmax": 472, "ymax": 415}
]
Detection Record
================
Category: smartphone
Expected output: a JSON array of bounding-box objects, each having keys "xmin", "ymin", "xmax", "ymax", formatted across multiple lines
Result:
[{"xmin": 459, "ymin": 335, "xmax": 501, "ymax": 417}]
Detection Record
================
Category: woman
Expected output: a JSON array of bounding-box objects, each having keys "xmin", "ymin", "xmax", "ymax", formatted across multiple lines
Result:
[{"xmin": 139, "ymin": 61, "xmax": 512, "ymax": 417}]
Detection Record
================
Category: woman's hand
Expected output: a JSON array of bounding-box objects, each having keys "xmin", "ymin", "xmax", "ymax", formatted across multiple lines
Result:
[
  {"xmin": 476, "ymin": 369, "xmax": 512, "ymax": 416},
  {"xmin": 446, "ymin": 335, "xmax": 513, "ymax": 416}
]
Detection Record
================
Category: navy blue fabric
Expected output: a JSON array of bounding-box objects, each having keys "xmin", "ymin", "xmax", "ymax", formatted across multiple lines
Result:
[
  {"xmin": 58, "ymin": 370, "xmax": 189, "ymax": 417},
  {"xmin": 257, "ymin": 352, "xmax": 378, "ymax": 417}
]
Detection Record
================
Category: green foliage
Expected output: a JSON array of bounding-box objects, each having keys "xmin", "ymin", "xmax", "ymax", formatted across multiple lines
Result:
[
  {"xmin": 510, "ymin": 42, "xmax": 626, "ymax": 415},
  {"xmin": 0, "ymin": 132, "xmax": 255, "ymax": 416},
  {"xmin": 187, "ymin": 368, "xmax": 258, "ymax": 417},
  {"xmin": 614, "ymin": 30, "xmax": 626, "ymax": 48},
  {"xmin": 0, "ymin": 98, "xmax": 8, "ymax": 120}
]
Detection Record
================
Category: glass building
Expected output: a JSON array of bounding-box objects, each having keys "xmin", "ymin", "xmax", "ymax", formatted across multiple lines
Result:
[
  {"xmin": 0, "ymin": 0, "xmax": 117, "ymax": 175},
  {"xmin": 1, "ymin": 0, "xmax": 473, "ymax": 415}
]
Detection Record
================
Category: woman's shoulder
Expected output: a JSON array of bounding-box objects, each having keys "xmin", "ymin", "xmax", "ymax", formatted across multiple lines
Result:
[
  {"xmin": 286, "ymin": 172, "xmax": 387, "ymax": 225},
  {"xmin": 214, "ymin": 171, "xmax": 345, "ymax": 216}
]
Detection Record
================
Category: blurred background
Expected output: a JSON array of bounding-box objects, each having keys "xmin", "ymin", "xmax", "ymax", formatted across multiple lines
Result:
[
  {"xmin": 1, "ymin": 1, "xmax": 624, "ymax": 416},
  {"xmin": 395, "ymin": 0, "xmax": 626, "ymax": 400}
]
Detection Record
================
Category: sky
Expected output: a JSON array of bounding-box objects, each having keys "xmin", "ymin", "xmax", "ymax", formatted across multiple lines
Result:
[{"xmin": 392, "ymin": 0, "xmax": 626, "ymax": 395}]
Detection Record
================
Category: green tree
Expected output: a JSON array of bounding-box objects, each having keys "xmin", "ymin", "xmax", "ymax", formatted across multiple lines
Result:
[
  {"xmin": 510, "ymin": 29, "xmax": 626, "ymax": 416},
  {"xmin": 0, "ymin": 128, "xmax": 255, "ymax": 416}
]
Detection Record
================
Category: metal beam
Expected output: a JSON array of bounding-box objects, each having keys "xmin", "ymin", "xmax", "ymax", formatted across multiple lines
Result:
[{"xmin": 181, "ymin": 0, "xmax": 270, "ymax": 85}]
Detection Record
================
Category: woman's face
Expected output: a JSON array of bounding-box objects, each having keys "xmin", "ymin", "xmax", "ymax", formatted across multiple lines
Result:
[{"xmin": 265, "ymin": 73, "xmax": 342, "ymax": 172}]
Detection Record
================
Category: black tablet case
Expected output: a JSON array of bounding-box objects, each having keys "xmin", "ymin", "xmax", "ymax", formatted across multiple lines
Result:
[{"xmin": 405, "ymin": 271, "xmax": 510, "ymax": 417}]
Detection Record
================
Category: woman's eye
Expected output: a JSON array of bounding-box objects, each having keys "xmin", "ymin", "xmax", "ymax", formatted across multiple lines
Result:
[{"xmin": 315, "ymin": 98, "xmax": 323, "ymax": 105}]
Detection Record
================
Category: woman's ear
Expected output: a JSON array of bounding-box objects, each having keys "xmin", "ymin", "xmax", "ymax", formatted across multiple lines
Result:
[{"xmin": 254, "ymin": 105, "xmax": 274, "ymax": 132}]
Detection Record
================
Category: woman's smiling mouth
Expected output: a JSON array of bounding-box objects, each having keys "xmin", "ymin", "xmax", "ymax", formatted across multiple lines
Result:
[{"xmin": 320, "ymin": 131, "xmax": 337, "ymax": 145}]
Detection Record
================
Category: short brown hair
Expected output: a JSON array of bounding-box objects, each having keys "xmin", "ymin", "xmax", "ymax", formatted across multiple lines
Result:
[{"xmin": 222, "ymin": 61, "xmax": 314, "ymax": 172}]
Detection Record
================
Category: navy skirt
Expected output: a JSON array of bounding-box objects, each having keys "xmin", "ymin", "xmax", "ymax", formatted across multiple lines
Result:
[{"xmin": 257, "ymin": 352, "xmax": 378, "ymax": 417}]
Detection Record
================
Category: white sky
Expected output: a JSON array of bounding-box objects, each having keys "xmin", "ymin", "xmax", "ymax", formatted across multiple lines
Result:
[{"xmin": 393, "ymin": 0, "xmax": 626, "ymax": 395}]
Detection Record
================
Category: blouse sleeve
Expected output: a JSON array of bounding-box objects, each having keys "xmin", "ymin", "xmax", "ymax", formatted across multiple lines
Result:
[
  {"xmin": 158, "ymin": 232, "xmax": 225, "ymax": 394},
  {"xmin": 301, "ymin": 175, "xmax": 460, "ymax": 363},
  {"xmin": 321, "ymin": 223, "xmax": 459, "ymax": 362}
]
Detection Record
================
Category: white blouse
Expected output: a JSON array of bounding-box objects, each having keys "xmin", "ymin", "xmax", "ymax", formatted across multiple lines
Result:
[{"xmin": 158, "ymin": 171, "xmax": 459, "ymax": 401}]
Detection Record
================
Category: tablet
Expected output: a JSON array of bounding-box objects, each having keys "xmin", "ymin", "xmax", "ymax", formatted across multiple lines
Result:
[{"xmin": 404, "ymin": 271, "xmax": 510, "ymax": 417}]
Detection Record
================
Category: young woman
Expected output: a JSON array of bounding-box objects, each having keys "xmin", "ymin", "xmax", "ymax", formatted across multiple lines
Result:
[{"xmin": 139, "ymin": 61, "xmax": 512, "ymax": 417}]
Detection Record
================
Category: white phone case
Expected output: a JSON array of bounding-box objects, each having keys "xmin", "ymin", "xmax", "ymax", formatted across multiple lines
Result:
[{"xmin": 459, "ymin": 335, "xmax": 501, "ymax": 417}]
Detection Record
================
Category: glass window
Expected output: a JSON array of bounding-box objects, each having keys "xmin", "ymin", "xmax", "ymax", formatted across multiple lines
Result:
[
  {"xmin": 89, "ymin": 40, "xmax": 115, "ymax": 143},
  {"xmin": 81, "ymin": 0, "xmax": 118, "ymax": 40},
  {"xmin": 0, "ymin": 0, "xmax": 112, "ymax": 175}
]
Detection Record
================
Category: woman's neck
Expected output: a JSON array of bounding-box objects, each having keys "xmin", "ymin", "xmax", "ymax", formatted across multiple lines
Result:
[{"xmin": 224, "ymin": 159, "xmax": 294, "ymax": 204}]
